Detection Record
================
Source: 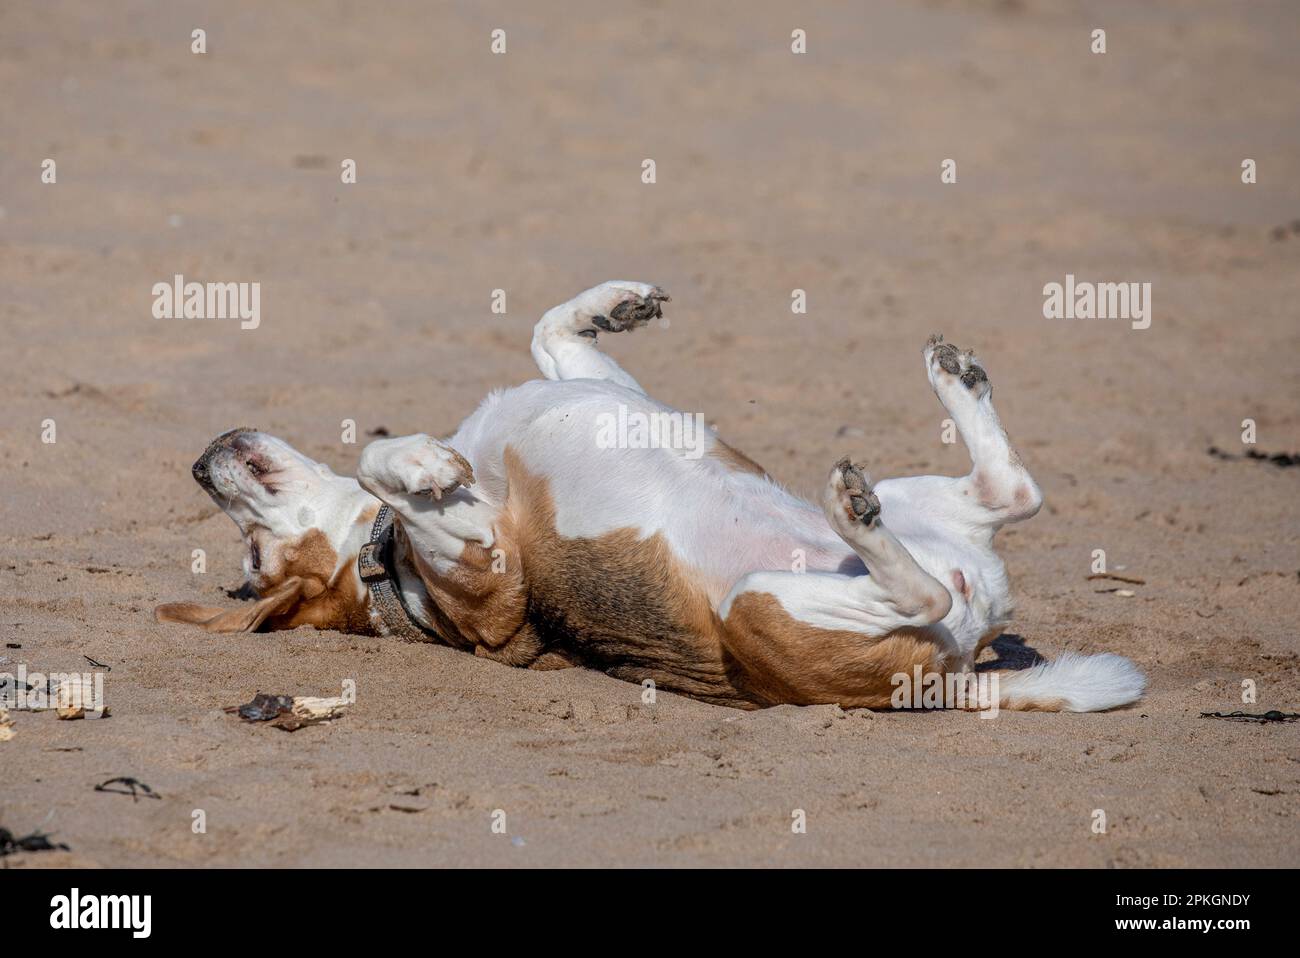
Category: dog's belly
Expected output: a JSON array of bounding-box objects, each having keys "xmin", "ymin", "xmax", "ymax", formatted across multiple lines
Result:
[{"xmin": 455, "ymin": 379, "xmax": 853, "ymax": 588}]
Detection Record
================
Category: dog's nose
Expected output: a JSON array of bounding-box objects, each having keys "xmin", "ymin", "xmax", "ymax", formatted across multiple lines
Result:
[{"xmin": 192, "ymin": 427, "xmax": 258, "ymax": 488}]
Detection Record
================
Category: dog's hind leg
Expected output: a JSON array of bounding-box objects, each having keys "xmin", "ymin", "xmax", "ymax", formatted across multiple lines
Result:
[
  {"xmin": 530, "ymin": 281, "xmax": 669, "ymax": 394},
  {"xmin": 717, "ymin": 459, "xmax": 957, "ymax": 707},
  {"xmin": 879, "ymin": 336, "xmax": 1042, "ymax": 537}
]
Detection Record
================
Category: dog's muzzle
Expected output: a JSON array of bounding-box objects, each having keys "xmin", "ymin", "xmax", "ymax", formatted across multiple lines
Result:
[{"xmin": 192, "ymin": 426, "xmax": 257, "ymax": 489}]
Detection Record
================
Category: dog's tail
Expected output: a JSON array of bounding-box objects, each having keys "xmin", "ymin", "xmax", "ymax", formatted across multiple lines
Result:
[{"xmin": 993, "ymin": 652, "xmax": 1146, "ymax": 712}]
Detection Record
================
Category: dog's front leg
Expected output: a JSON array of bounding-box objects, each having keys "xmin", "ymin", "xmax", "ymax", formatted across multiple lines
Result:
[
  {"xmin": 356, "ymin": 434, "xmax": 536, "ymax": 656},
  {"xmin": 356, "ymin": 434, "xmax": 495, "ymax": 575},
  {"xmin": 530, "ymin": 280, "xmax": 669, "ymax": 394}
]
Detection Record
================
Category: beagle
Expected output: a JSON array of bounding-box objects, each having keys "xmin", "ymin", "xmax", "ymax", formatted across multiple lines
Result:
[{"xmin": 157, "ymin": 281, "xmax": 1145, "ymax": 712}]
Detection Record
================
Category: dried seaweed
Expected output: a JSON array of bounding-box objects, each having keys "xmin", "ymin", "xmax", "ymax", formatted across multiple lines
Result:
[
  {"xmin": 1200, "ymin": 710, "xmax": 1299, "ymax": 724},
  {"xmin": 0, "ymin": 827, "xmax": 69, "ymax": 857},
  {"xmin": 1207, "ymin": 447, "xmax": 1298, "ymax": 468},
  {"xmin": 94, "ymin": 776, "xmax": 161, "ymax": 801}
]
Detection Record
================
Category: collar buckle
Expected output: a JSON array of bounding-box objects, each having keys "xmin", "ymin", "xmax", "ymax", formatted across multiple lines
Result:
[{"xmin": 357, "ymin": 540, "xmax": 388, "ymax": 583}]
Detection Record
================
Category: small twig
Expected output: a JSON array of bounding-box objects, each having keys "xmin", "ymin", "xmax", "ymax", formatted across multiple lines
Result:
[{"xmin": 1086, "ymin": 573, "xmax": 1146, "ymax": 585}]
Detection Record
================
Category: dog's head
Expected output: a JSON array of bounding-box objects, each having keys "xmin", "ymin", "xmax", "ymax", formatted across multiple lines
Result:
[{"xmin": 155, "ymin": 428, "xmax": 378, "ymax": 633}]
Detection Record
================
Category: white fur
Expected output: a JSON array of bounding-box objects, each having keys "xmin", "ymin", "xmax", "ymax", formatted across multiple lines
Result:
[{"xmin": 997, "ymin": 652, "xmax": 1148, "ymax": 712}]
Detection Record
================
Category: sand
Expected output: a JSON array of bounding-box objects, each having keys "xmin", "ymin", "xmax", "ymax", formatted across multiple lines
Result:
[{"xmin": 1, "ymin": 0, "xmax": 1297, "ymax": 868}]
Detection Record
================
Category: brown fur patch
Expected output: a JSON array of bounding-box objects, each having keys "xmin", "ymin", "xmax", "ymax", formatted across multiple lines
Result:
[
  {"xmin": 721, "ymin": 592, "xmax": 949, "ymax": 708},
  {"xmin": 155, "ymin": 576, "xmax": 307, "ymax": 633},
  {"xmin": 529, "ymin": 650, "xmax": 579, "ymax": 671},
  {"xmin": 157, "ymin": 523, "xmax": 373, "ymax": 635},
  {"xmin": 469, "ymin": 447, "xmax": 752, "ymax": 705},
  {"xmin": 408, "ymin": 532, "xmax": 534, "ymax": 662},
  {"xmin": 265, "ymin": 529, "xmax": 371, "ymax": 633},
  {"xmin": 709, "ymin": 439, "xmax": 767, "ymax": 477},
  {"xmin": 998, "ymin": 684, "xmax": 1065, "ymax": 712}
]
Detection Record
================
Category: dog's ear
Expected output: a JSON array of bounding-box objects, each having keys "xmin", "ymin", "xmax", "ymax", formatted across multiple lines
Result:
[{"xmin": 155, "ymin": 577, "xmax": 305, "ymax": 633}]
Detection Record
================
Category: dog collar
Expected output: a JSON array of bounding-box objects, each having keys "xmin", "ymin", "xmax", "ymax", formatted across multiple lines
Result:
[{"xmin": 358, "ymin": 505, "xmax": 443, "ymax": 643}]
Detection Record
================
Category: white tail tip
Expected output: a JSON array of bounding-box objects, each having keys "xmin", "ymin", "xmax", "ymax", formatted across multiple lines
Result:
[{"xmin": 998, "ymin": 652, "xmax": 1146, "ymax": 712}]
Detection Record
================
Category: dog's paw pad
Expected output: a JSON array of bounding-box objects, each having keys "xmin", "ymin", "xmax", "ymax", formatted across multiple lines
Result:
[
  {"xmin": 925, "ymin": 336, "xmax": 990, "ymax": 396},
  {"xmin": 833, "ymin": 457, "xmax": 880, "ymax": 524},
  {"xmin": 375, "ymin": 439, "xmax": 474, "ymax": 499},
  {"xmin": 358, "ymin": 435, "xmax": 477, "ymax": 502},
  {"xmin": 410, "ymin": 443, "xmax": 475, "ymax": 500},
  {"xmin": 958, "ymin": 354, "xmax": 989, "ymax": 391},
  {"xmin": 594, "ymin": 287, "xmax": 670, "ymax": 333}
]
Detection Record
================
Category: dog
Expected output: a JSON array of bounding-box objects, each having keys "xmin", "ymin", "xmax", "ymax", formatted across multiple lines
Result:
[{"xmin": 157, "ymin": 280, "xmax": 1145, "ymax": 712}]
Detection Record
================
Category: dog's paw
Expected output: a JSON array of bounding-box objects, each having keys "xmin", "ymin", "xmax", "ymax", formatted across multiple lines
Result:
[
  {"xmin": 924, "ymin": 333, "xmax": 990, "ymax": 398},
  {"xmin": 358, "ymin": 435, "xmax": 476, "ymax": 501},
  {"xmin": 572, "ymin": 281, "xmax": 669, "ymax": 334},
  {"xmin": 828, "ymin": 457, "xmax": 880, "ymax": 526}
]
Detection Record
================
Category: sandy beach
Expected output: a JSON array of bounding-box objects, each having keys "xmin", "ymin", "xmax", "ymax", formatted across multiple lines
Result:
[{"xmin": 1, "ymin": 0, "xmax": 1297, "ymax": 867}]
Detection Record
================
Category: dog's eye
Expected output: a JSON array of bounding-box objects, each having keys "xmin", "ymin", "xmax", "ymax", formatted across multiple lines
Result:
[
  {"xmin": 247, "ymin": 459, "xmax": 267, "ymax": 478},
  {"xmin": 249, "ymin": 541, "xmax": 261, "ymax": 570}
]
